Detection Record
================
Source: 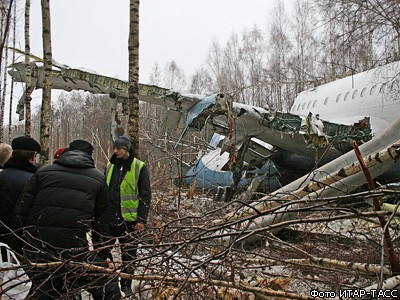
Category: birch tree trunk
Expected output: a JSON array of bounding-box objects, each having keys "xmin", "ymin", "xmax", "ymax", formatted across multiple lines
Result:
[
  {"xmin": 24, "ymin": 0, "xmax": 32, "ymax": 136},
  {"xmin": 8, "ymin": 2, "xmax": 17, "ymax": 141},
  {"xmin": 0, "ymin": 0, "xmax": 14, "ymax": 76},
  {"xmin": 0, "ymin": 48, "xmax": 8, "ymax": 141},
  {"xmin": 128, "ymin": 0, "xmax": 140, "ymax": 155},
  {"xmin": 0, "ymin": 0, "xmax": 14, "ymax": 141},
  {"xmin": 40, "ymin": 0, "xmax": 52, "ymax": 164}
]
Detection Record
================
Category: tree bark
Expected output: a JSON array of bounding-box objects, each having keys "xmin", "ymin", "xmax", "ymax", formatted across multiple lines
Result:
[
  {"xmin": 0, "ymin": 48, "xmax": 8, "ymax": 141},
  {"xmin": 0, "ymin": 0, "xmax": 14, "ymax": 141},
  {"xmin": 24, "ymin": 0, "xmax": 32, "ymax": 136},
  {"xmin": 40, "ymin": 0, "xmax": 52, "ymax": 164},
  {"xmin": 7, "ymin": 2, "xmax": 17, "ymax": 142},
  {"xmin": 0, "ymin": 0, "xmax": 14, "ymax": 73},
  {"xmin": 128, "ymin": 0, "xmax": 140, "ymax": 155}
]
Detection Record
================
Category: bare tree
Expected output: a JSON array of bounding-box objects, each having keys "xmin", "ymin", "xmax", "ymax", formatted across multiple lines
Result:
[
  {"xmin": 0, "ymin": 0, "xmax": 14, "ymax": 75},
  {"xmin": 24, "ymin": 0, "xmax": 32, "ymax": 136},
  {"xmin": 222, "ymin": 33, "xmax": 246, "ymax": 103},
  {"xmin": 0, "ymin": 43, "xmax": 8, "ymax": 142},
  {"xmin": 267, "ymin": 0, "xmax": 293, "ymax": 111},
  {"xmin": 128, "ymin": 0, "xmax": 140, "ymax": 153},
  {"xmin": 7, "ymin": 1, "xmax": 16, "ymax": 142},
  {"xmin": 39, "ymin": 0, "xmax": 52, "ymax": 164},
  {"xmin": 163, "ymin": 60, "xmax": 186, "ymax": 91},
  {"xmin": 0, "ymin": 0, "xmax": 14, "ymax": 141},
  {"xmin": 205, "ymin": 40, "xmax": 227, "ymax": 92},
  {"xmin": 240, "ymin": 26, "xmax": 268, "ymax": 107},
  {"xmin": 189, "ymin": 66, "xmax": 213, "ymax": 95},
  {"xmin": 315, "ymin": 0, "xmax": 399, "ymax": 67},
  {"xmin": 148, "ymin": 61, "xmax": 162, "ymax": 86},
  {"xmin": 290, "ymin": 0, "xmax": 320, "ymax": 93}
]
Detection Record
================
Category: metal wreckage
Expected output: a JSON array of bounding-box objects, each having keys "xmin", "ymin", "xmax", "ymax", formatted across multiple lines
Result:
[
  {"xmin": 7, "ymin": 54, "xmax": 400, "ymax": 205},
  {"xmin": 7, "ymin": 52, "xmax": 400, "ymax": 295}
]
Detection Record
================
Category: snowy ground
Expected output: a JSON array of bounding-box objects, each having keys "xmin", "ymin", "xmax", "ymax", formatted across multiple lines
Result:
[{"xmin": 78, "ymin": 190, "xmax": 400, "ymax": 299}]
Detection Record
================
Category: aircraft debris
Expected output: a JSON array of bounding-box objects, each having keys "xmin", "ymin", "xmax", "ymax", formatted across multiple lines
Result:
[{"xmin": 7, "ymin": 50, "xmax": 399, "ymax": 198}]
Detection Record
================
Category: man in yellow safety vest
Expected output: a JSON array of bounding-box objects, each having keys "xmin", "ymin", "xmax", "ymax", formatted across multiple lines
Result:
[{"xmin": 105, "ymin": 136, "xmax": 152, "ymax": 296}]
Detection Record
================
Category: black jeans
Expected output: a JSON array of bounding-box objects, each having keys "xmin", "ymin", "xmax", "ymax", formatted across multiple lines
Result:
[
  {"xmin": 25, "ymin": 249, "xmax": 121, "ymax": 300},
  {"xmin": 110, "ymin": 221, "xmax": 139, "ymax": 288}
]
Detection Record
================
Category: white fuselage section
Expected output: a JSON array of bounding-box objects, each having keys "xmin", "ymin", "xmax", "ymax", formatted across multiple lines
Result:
[{"xmin": 290, "ymin": 61, "xmax": 400, "ymax": 136}]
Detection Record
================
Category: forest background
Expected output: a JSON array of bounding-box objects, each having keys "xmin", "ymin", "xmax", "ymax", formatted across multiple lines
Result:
[
  {"xmin": 0, "ymin": 1, "xmax": 400, "ymax": 298},
  {"xmin": 0, "ymin": 0, "xmax": 399, "ymax": 180}
]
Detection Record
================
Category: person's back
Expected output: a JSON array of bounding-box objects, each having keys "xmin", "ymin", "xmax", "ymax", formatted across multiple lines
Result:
[
  {"xmin": 20, "ymin": 147, "xmax": 109, "ymax": 250},
  {"xmin": 12, "ymin": 139, "xmax": 121, "ymax": 300},
  {"xmin": 0, "ymin": 137, "xmax": 40, "ymax": 248}
]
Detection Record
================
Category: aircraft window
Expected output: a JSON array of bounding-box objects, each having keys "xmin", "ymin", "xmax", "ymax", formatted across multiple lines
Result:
[
  {"xmin": 336, "ymin": 94, "xmax": 341, "ymax": 103},
  {"xmin": 324, "ymin": 97, "xmax": 329, "ymax": 105},
  {"xmin": 352, "ymin": 90, "xmax": 358, "ymax": 99},
  {"xmin": 360, "ymin": 87, "xmax": 367, "ymax": 97},
  {"xmin": 370, "ymin": 85, "xmax": 377, "ymax": 95},
  {"xmin": 302, "ymin": 102, "xmax": 306, "ymax": 110},
  {"xmin": 344, "ymin": 91, "xmax": 350, "ymax": 101},
  {"xmin": 313, "ymin": 100, "xmax": 317, "ymax": 107},
  {"xmin": 307, "ymin": 101, "xmax": 311, "ymax": 109}
]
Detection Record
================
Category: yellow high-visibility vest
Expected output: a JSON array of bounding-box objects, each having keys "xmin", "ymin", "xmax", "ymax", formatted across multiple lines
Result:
[{"xmin": 106, "ymin": 158, "xmax": 144, "ymax": 221}]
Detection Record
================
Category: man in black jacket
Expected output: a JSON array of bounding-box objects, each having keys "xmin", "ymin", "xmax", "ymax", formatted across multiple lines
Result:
[
  {"xmin": 105, "ymin": 136, "xmax": 152, "ymax": 295},
  {"xmin": 0, "ymin": 136, "xmax": 40, "ymax": 252},
  {"xmin": 13, "ymin": 140, "xmax": 121, "ymax": 300}
]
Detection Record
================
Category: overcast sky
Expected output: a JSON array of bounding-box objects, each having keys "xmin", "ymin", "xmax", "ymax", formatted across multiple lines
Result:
[
  {"xmin": 7, "ymin": 0, "xmax": 294, "ymax": 122},
  {"xmin": 20, "ymin": 0, "xmax": 292, "ymax": 83}
]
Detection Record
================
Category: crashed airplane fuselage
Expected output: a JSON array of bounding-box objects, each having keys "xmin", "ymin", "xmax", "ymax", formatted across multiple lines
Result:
[{"xmin": 7, "ymin": 54, "xmax": 400, "ymax": 195}]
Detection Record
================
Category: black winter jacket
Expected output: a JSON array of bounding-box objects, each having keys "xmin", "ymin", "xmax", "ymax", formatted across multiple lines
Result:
[
  {"xmin": 12, "ymin": 150, "xmax": 111, "ymax": 254},
  {"xmin": 0, "ymin": 158, "xmax": 37, "ymax": 246}
]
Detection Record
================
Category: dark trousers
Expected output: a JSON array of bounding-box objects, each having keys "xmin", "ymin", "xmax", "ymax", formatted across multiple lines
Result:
[
  {"xmin": 110, "ymin": 221, "xmax": 139, "ymax": 288},
  {"xmin": 25, "ymin": 250, "xmax": 121, "ymax": 300}
]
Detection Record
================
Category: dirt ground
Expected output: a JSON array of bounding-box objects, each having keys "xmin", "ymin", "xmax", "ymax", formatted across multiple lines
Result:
[{"xmin": 81, "ymin": 189, "xmax": 400, "ymax": 299}]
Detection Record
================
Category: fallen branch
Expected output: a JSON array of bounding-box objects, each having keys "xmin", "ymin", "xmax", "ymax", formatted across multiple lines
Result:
[
  {"xmin": 30, "ymin": 260, "xmax": 323, "ymax": 300},
  {"xmin": 242, "ymin": 256, "xmax": 391, "ymax": 275},
  {"xmin": 352, "ymin": 140, "xmax": 399, "ymax": 274},
  {"xmin": 218, "ymin": 141, "xmax": 400, "ymax": 224}
]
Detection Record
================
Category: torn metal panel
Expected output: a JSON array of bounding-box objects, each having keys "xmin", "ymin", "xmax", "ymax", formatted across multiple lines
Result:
[
  {"xmin": 221, "ymin": 116, "xmax": 400, "ymax": 225},
  {"xmin": 242, "ymin": 138, "xmax": 276, "ymax": 166},
  {"xmin": 217, "ymin": 137, "xmax": 400, "ymax": 246},
  {"xmin": 173, "ymin": 94, "xmax": 219, "ymax": 148},
  {"xmin": 184, "ymin": 148, "xmax": 281, "ymax": 192},
  {"xmin": 165, "ymin": 108, "xmax": 186, "ymax": 136},
  {"xmin": 179, "ymin": 96, "xmax": 372, "ymax": 162}
]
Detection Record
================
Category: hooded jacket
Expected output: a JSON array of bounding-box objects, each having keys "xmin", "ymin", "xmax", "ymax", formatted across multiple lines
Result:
[{"xmin": 12, "ymin": 150, "xmax": 110, "ymax": 254}]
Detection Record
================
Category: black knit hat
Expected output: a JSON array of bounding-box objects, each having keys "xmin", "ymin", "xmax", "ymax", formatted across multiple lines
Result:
[
  {"xmin": 11, "ymin": 136, "xmax": 41, "ymax": 152},
  {"xmin": 69, "ymin": 140, "xmax": 94, "ymax": 154},
  {"xmin": 113, "ymin": 136, "xmax": 131, "ymax": 151}
]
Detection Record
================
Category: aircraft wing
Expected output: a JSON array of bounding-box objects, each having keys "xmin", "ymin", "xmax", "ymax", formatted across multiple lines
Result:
[
  {"xmin": 8, "ymin": 60, "xmax": 206, "ymax": 116},
  {"xmin": 8, "ymin": 54, "xmax": 372, "ymax": 164}
]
